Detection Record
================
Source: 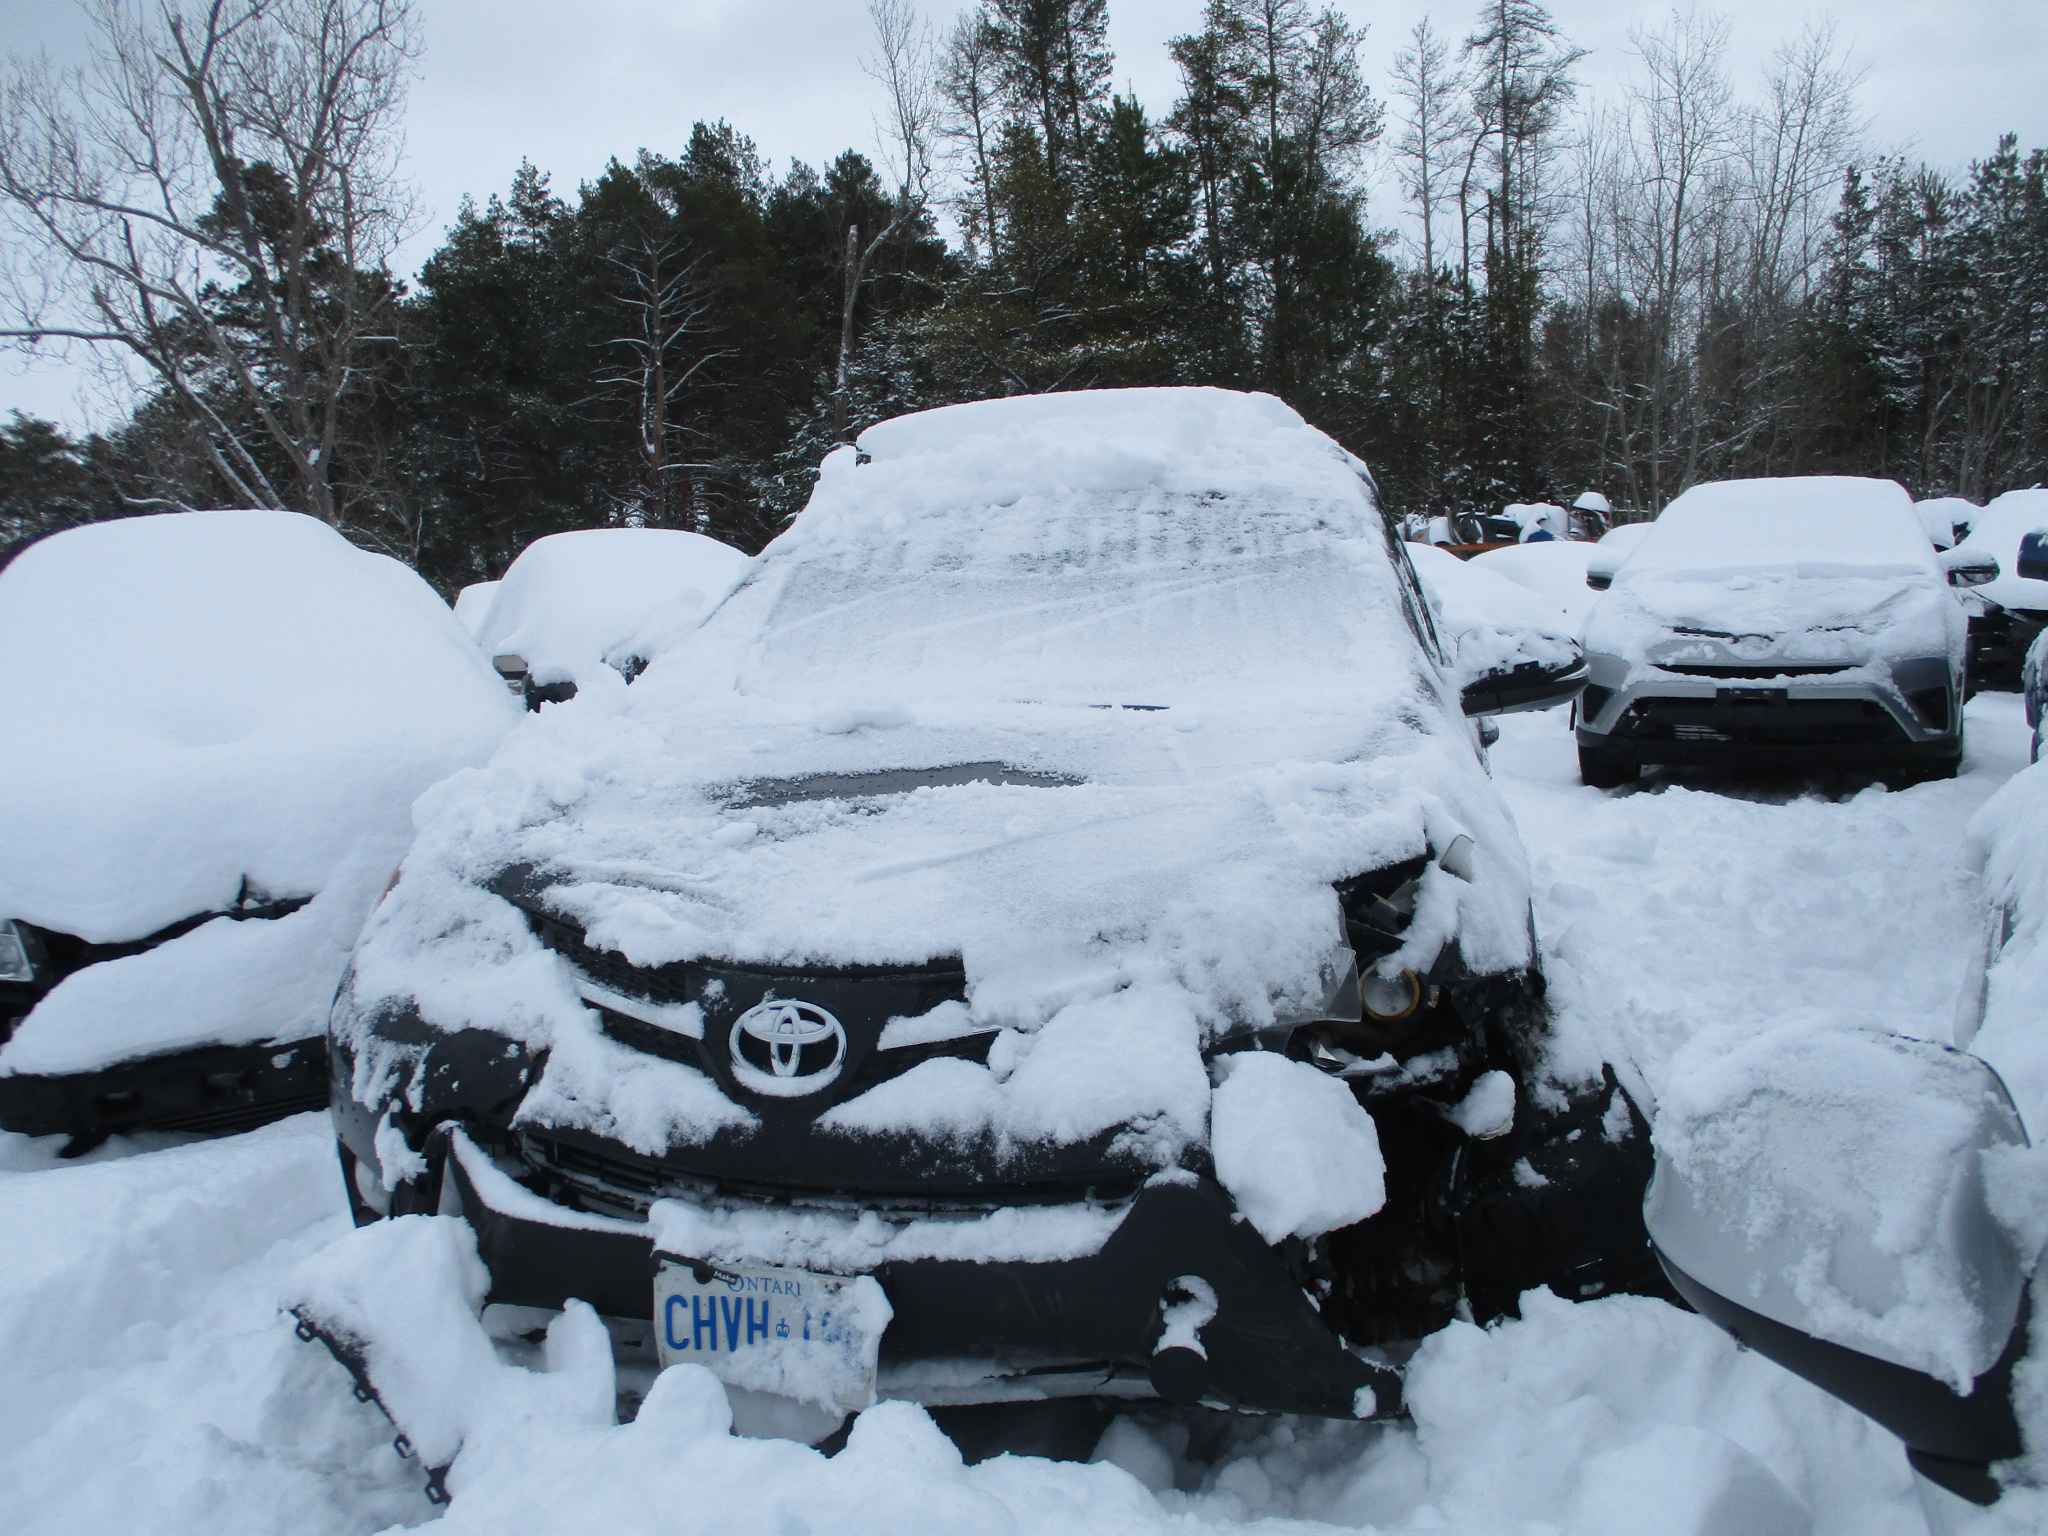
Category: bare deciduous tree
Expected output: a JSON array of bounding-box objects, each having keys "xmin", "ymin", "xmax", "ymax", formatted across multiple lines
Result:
[
  {"xmin": 0, "ymin": 0, "xmax": 419, "ymax": 525},
  {"xmin": 595, "ymin": 228, "xmax": 725, "ymax": 528},
  {"xmin": 834, "ymin": 0, "xmax": 936, "ymax": 441},
  {"xmin": 1391, "ymin": 17, "xmax": 1467, "ymax": 282},
  {"xmin": 937, "ymin": 6, "xmax": 1003, "ymax": 265}
]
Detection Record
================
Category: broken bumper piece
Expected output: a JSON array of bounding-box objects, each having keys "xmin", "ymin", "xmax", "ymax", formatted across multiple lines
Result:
[{"xmin": 420, "ymin": 1126, "xmax": 1403, "ymax": 1420}]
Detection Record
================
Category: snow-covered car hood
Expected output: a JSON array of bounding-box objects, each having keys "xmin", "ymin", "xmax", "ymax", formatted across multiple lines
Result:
[
  {"xmin": 346, "ymin": 391, "xmax": 1539, "ymax": 1169},
  {"xmin": 0, "ymin": 511, "xmax": 516, "ymax": 943},
  {"xmin": 1587, "ymin": 567, "xmax": 1957, "ymax": 667}
]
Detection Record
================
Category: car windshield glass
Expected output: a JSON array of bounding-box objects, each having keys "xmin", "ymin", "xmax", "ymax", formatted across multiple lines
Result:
[{"xmin": 721, "ymin": 493, "xmax": 1416, "ymax": 712}]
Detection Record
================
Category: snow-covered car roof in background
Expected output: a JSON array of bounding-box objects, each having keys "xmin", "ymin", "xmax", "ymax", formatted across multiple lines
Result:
[
  {"xmin": 1957, "ymin": 488, "xmax": 2048, "ymax": 610},
  {"xmin": 1914, "ymin": 496, "xmax": 1979, "ymax": 550},
  {"xmin": 452, "ymin": 579, "xmax": 500, "ymax": 638},
  {"xmin": 1620, "ymin": 476, "xmax": 1931, "ymax": 580},
  {"xmin": 1405, "ymin": 540, "xmax": 1581, "ymax": 669},
  {"xmin": 1467, "ymin": 540, "xmax": 1600, "ymax": 631},
  {"xmin": 474, "ymin": 528, "xmax": 750, "ymax": 686},
  {"xmin": 0, "ymin": 510, "xmax": 515, "ymax": 942},
  {"xmin": 1503, "ymin": 501, "xmax": 1566, "ymax": 540},
  {"xmin": 1572, "ymin": 490, "xmax": 1613, "ymax": 514}
]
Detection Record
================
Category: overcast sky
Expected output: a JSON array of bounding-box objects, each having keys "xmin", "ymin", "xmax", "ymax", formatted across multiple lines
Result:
[{"xmin": 6, "ymin": 0, "xmax": 2044, "ymax": 432}]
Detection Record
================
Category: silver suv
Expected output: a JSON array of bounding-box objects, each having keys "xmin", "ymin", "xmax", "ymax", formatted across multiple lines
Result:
[{"xmin": 1575, "ymin": 476, "xmax": 1994, "ymax": 787}]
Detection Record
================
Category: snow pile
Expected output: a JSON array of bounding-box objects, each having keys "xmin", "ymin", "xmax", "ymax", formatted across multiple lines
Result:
[
  {"xmin": 1574, "ymin": 490, "xmax": 1614, "ymax": 515},
  {"xmin": 1404, "ymin": 540, "xmax": 1581, "ymax": 678},
  {"xmin": 346, "ymin": 389, "xmax": 1537, "ymax": 1195},
  {"xmin": 0, "ymin": 510, "xmax": 513, "ymax": 943},
  {"xmin": 284, "ymin": 1214, "xmax": 618, "ymax": 1472},
  {"xmin": 1957, "ymin": 488, "xmax": 2048, "ymax": 613},
  {"xmin": 475, "ymin": 528, "xmax": 750, "ymax": 686},
  {"xmin": 1584, "ymin": 477, "xmax": 1959, "ymax": 667},
  {"xmin": 1651, "ymin": 1024, "xmax": 2026, "ymax": 1393},
  {"xmin": 1970, "ymin": 759, "xmax": 2048, "ymax": 1138},
  {"xmin": 1210, "ymin": 1052, "xmax": 1385, "ymax": 1241},
  {"xmin": 1, "ymin": 852, "xmax": 385, "ymax": 1075},
  {"xmin": 453, "ymin": 579, "xmax": 501, "ymax": 637}
]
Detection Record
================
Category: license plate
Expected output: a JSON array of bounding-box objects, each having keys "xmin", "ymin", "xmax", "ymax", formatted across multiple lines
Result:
[
  {"xmin": 1719, "ymin": 686, "xmax": 1787, "ymax": 704},
  {"xmin": 652, "ymin": 1252, "xmax": 890, "ymax": 1416}
]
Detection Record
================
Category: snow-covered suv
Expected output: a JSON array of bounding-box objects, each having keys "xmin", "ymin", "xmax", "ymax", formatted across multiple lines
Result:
[
  {"xmin": 0, "ymin": 511, "xmax": 513, "ymax": 1147},
  {"xmin": 1576, "ymin": 477, "xmax": 1988, "ymax": 787},
  {"xmin": 327, "ymin": 389, "xmax": 1655, "ymax": 1424}
]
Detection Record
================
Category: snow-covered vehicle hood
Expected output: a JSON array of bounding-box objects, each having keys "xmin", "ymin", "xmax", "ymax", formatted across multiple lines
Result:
[
  {"xmin": 346, "ymin": 389, "xmax": 1539, "ymax": 1169},
  {"xmin": 1580, "ymin": 478, "xmax": 1961, "ymax": 668},
  {"xmin": 0, "ymin": 511, "xmax": 516, "ymax": 943},
  {"xmin": 1589, "ymin": 568, "xmax": 1957, "ymax": 668}
]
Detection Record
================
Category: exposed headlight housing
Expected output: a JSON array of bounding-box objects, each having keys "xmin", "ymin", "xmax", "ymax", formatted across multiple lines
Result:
[
  {"xmin": 0, "ymin": 920, "xmax": 37, "ymax": 984},
  {"xmin": 1361, "ymin": 968, "xmax": 1424, "ymax": 1022}
]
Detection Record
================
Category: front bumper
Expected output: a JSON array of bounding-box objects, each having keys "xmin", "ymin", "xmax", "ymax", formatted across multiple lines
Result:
[
  {"xmin": 1576, "ymin": 653, "xmax": 1961, "ymax": 769},
  {"xmin": 402, "ymin": 1121, "xmax": 1402, "ymax": 1419},
  {"xmin": 0, "ymin": 1035, "xmax": 328, "ymax": 1141}
]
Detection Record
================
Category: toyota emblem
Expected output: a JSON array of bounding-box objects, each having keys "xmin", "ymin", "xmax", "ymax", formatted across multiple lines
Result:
[{"xmin": 727, "ymin": 997, "xmax": 849, "ymax": 1098}]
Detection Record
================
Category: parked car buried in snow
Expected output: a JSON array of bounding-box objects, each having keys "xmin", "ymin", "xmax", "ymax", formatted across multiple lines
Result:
[
  {"xmin": 1949, "ymin": 490, "xmax": 2048, "ymax": 692},
  {"xmin": 1575, "ymin": 477, "xmax": 1990, "ymax": 788},
  {"xmin": 475, "ymin": 528, "xmax": 751, "ymax": 709},
  {"xmin": 326, "ymin": 388, "xmax": 1657, "ymax": 1426},
  {"xmin": 0, "ymin": 511, "xmax": 515, "ymax": 1147}
]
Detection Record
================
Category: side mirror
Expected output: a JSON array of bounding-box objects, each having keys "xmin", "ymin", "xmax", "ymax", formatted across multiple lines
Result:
[
  {"xmin": 1941, "ymin": 548, "xmax": 2000, "ymax": 588},
  {"xmin": 1461, "ymin": 649, "xmax": 1587, "ymax": 716},
  {"xmin": 2017, "ymin": 530, "xmax": 2048, "ymax": 583},
  {"xmin": 1646, "ymin": 1030, "xmax": 2033, "ymax": 1509}
]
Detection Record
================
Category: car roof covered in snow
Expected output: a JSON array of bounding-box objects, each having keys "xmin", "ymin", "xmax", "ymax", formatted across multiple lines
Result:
[
  {"xmin": 1913, "ymin": 496, "xmax": 1978, "ymax": 550},
  {"xmin": 475, "ymin": 528, "xmax": 750, "ymax": 685},
  {"xmin": 452, "ymin": 579, "xmax": 500, "ymax": 637},
  {"xmin": 0, "ymin": 510, "xmax": 515, "ymax": 941},
  {"xmin": 1619, "ymin": 476, "xmax": 1931, "ymax": 580}
]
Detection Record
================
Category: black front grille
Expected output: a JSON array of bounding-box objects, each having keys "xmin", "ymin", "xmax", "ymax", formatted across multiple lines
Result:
[
  {"xmin": 1654, "ymin": 662, "xmax": 1852, "ymax": 679},
  {"xmin": 531, "ymin": 915, "xmax": 702, "ymax": 1008},
  {"xmin": 1619, "ymin": 697, "xmax": 1903, "ymax": 747}
]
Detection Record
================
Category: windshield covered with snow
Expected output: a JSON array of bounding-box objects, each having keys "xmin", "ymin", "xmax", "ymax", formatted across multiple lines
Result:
[
  {"xmin": 663, "ymin": 388, "xmax": 1432, "ymax": 719},
  {"xmin": 1615, "ymin": 476, "xmax": 1932, "ymax": 586}
]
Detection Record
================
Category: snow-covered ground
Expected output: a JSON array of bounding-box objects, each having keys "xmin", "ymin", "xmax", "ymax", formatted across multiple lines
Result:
[{"xmin": 3, "ymin": 694, "xmax": 2036, "ymax": 1536}]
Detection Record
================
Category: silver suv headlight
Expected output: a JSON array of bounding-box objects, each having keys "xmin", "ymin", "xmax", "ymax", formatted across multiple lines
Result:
[{"xmin": 0, "ymin": 920, "xmax": 36, "ymax": 984}]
